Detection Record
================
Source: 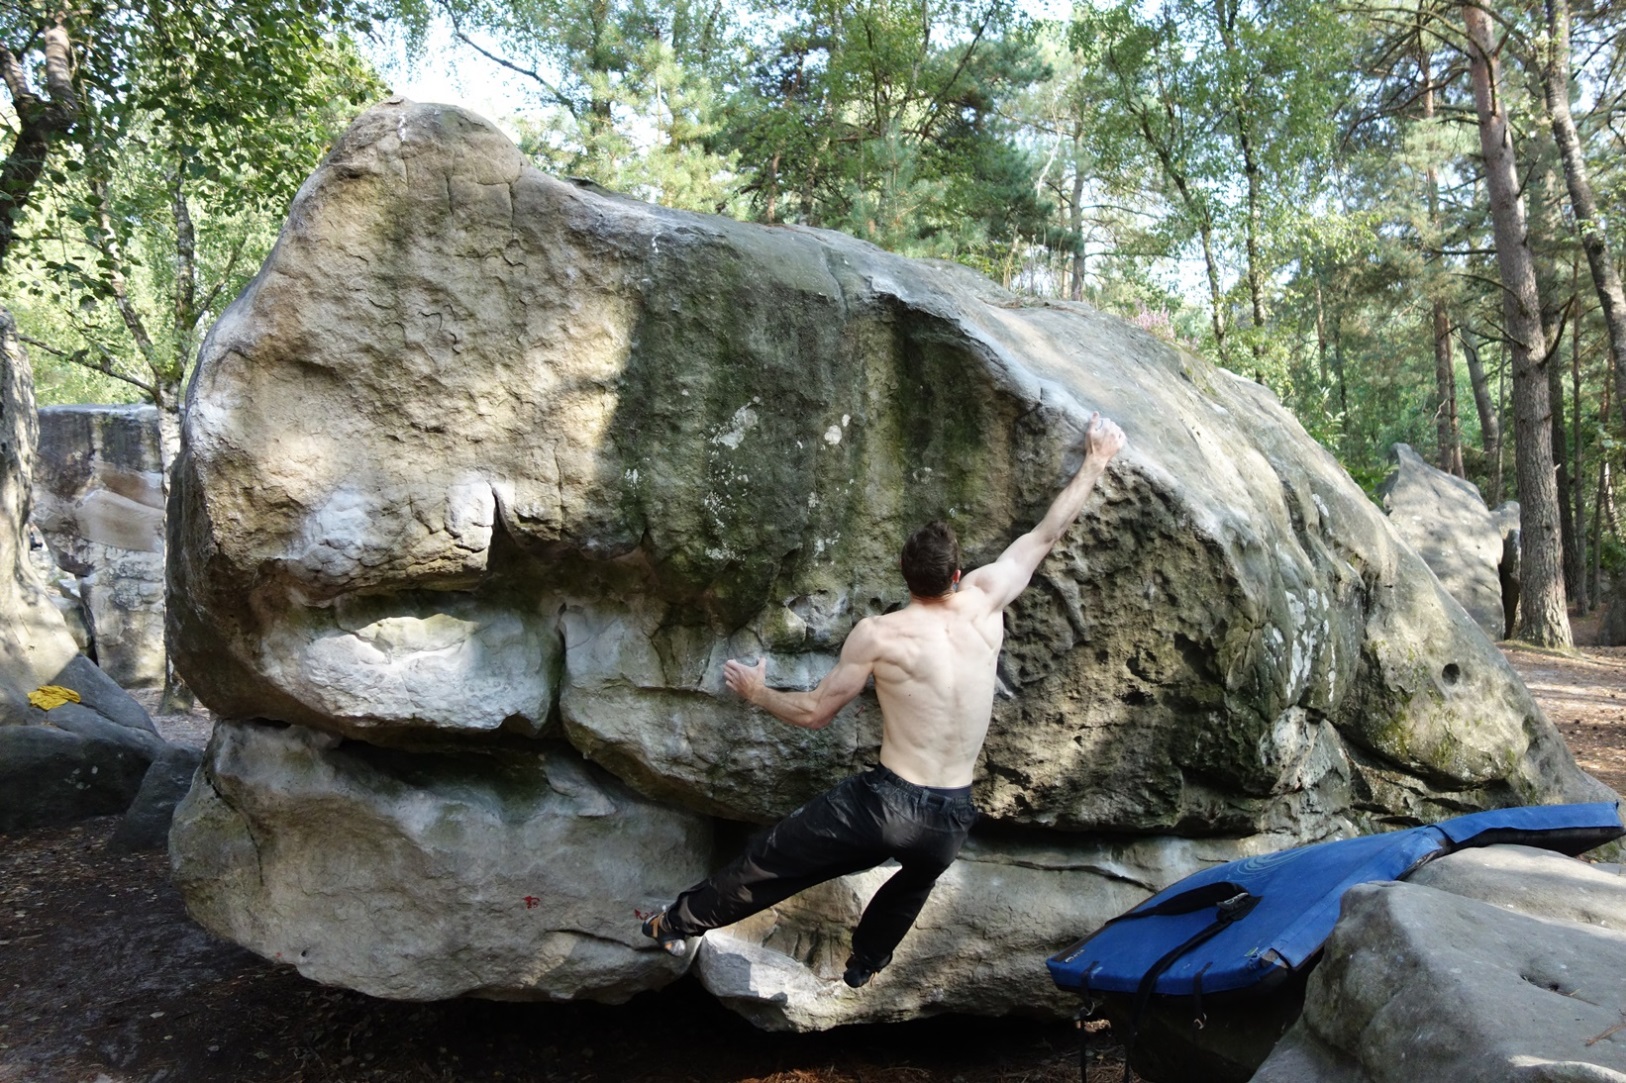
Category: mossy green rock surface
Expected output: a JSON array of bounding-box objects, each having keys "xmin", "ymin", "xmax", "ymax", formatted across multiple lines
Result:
[{"xmin": 167, "ymin": 100, "xmax": 1614, "ymax": 1026}]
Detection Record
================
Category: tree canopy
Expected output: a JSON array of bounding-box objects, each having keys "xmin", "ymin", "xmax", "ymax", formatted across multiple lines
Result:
[
  {"xmin": 2, "ymin": 0, "xmax": 384, "ymax": 416},
  {"xmin": 7, "ymin": 0, "xmax": 1626, "ymax": 644}
]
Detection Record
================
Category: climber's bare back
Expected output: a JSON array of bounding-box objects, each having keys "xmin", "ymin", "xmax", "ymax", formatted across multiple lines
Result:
[
  {"xmin": 853, "ymin": 584, "xmax": 1008, "ymax": 786},
  {"xmin": 723, "ymin": 413, "xmax": 1126, "ymax": 790}
]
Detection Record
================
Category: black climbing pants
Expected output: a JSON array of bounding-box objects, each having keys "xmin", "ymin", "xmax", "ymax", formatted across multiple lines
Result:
[{"xmin": 662, "ymin": 764, "xmax": 977, "ymax": 970}]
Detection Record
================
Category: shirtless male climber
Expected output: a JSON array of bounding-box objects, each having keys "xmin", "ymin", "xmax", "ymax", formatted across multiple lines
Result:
[{"xmin": 641, "ymin": 412, "xmax": 1128, "ymax": 989}]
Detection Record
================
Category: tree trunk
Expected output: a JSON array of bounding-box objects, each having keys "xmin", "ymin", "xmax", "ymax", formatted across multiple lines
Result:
[
  {"xmin": 1594, "ymin": 353, "xmax": 1616, "ymax": 604},
  {"xmin": 172, "ymin": 172, "xmax": 196, "ymax": 341},
  {"xmin": 1240, "ymin": 125, "xmax": 1265, "ymax": 359},
  {"xmin": 0, "ymin": 22, "xmax": 78, "ymax": 271},
  {"xmin": 1464, "ymin": 1, "xmax": 1570, "ymax": 646},
  {"xmin": 1215, "ymin": 0, "xmax": 1265, "ymax": 360},
  {"xmin": 157, "ymin": 177, "xmax": 196, "ymax": 710},
  {"xmin": 1434, "ymin": 302, "xmax": 1463, "ymax": 476},
  {"xmin": 1548, "ymin": 321, "xmax": 1578, "ymax": 596},
  {"xmin": 1527, "ymin": 132, "xmax": 1580, "ymax": 600},
  {"xmin": 766, "ymin": 150, "xmax": 781, "ymax": 223},
  {"xmin": 1332, "ymin": 303, "xmax": 1349, "ymax": 435},
  {"xmin": 1591, "ymin": 462, "xmax": 1605, "ymax": 608},
  {"xmin": 1068, "ymin": 146, "xmax": 1086, "ymax": 302},
  {"xmin": 1315, "ymin": 275, "xmax": 1329, "ymax": 386},
  {"xmin": 1420, "ymin": 42, "xmax": 1463, "ymax": 477},
  {"xmin": 1197, "ymin": 219, "xmax": 1227, "ymax": 358},
  {"xmin": 1462, "ymin": 325, "xmax": 1503, "ymax": 504},
  {"xmin": 155, "ymin": 371, "xmax": 192, "ymax": 712},
  {"xmin": 1571, "ymin": 305, "xmax": 1588, "ymax": 612},
  {"xmin": 1543, "ymin": 0, "xmax": 1626, "ymax": 443},
  {"xmin": 1605, "ymin": 463, "xmax": 1620, "ymax": 540}
]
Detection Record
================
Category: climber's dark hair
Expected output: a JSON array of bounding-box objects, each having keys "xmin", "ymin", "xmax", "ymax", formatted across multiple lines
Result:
[{"xmin": 901, "ymin": 520, "xmax": 960, "ymax": 598}]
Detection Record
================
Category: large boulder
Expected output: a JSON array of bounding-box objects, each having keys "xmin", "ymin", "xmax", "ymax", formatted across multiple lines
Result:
[
  {"xmin": 167, "ymin": 100, "xmax": 1612, "ymax": 1026},
  {"xmin": 1253, "ymin": 846, "xmax": 1626, "ymax": 1082},
  {"xmin": 32, "ymin": 404, "xmax": 167, "ymax": 687},
  {"xmin": 1376, "ymin": 442, "xmax": 1514, "ymax": 640},
  {"xmin": 0, "ymin": 315, "xmax": 161, "ymax": 834}
]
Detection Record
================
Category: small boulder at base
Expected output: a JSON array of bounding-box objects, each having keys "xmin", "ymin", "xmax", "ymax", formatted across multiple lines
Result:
[
  {"xmin": 107, "ymin": 742, "xmax": 204, "ymax": 852},
  {"xmin": 1252, "ymin": 845, "xmax": 1626, "ymax": 1083},
  {"xmin": 0, "ymin": 583, "xmax": 163, "ymax": 835}
]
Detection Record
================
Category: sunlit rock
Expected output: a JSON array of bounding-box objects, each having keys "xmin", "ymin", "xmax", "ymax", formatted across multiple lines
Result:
[
  {"xmin": 1254, "ymin": 846, "xmax": 1626, "ymax": 1082},
  {"xmin": 166, "ymin": 100, "xmax": 1612, "ymax": 1024}
]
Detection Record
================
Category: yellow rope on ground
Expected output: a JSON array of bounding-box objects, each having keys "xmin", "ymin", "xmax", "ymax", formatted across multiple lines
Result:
[{"xmin": 27, "ymin": 685, "xmax": 81, "ymax": 710}]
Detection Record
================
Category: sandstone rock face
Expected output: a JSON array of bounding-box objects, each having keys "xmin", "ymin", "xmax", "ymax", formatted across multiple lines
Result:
[
  {"xmin": 1253, "ymin": 846, "xmax": 1626, "ymax": 1083},
  {"xmin": 0, "ymin": 312, "xmax": 80, "ymax": 717},
  {"xmin": 1377, "ymin": 442, "xmax": 1513, "ymax": 641},
  {"xmin": 33, "ymin": 404, "xmax": 167, "ymax": 687},
  {"xmin": 1, "ymin": 317, "xmax": 162, "ymax": 834},
  {"xmin": 170, "ymin": 718, "xmax": 711, "ymax": 1001},
  {"xmin": 167, "ymin": 100, "xmax": 1612, "ymax": 1025}
]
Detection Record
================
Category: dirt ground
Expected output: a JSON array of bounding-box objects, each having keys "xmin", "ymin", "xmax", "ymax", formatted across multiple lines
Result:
[
  {"xmin": 3, "ymin": 640, "xmax": 1623, "ymax": 1083},
  {"xmin": 1498, "ymin": 645, "xmax": 1626, "ymax": 797}
]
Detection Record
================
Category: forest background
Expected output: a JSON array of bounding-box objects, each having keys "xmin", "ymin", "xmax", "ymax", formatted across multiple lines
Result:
[{"xmin": 3, "ymin": 0, "xmax": 1624, "ymax": 650}]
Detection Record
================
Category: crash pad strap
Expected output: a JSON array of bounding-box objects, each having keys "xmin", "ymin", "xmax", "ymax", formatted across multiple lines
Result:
[
  {"xmin": 1118, "ymin": 880, "xmax": 1251, "ymax": 920},
  {"xmin": 1115, "ymin": 890, "xmax": 1260, "ymax": 1083}
]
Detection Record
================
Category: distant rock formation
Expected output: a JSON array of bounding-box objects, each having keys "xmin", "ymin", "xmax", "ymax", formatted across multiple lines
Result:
[
  {"xmin": 166, "ymin": 100, "xmax": 1613, "ymax": 1030},
  {"xmin": 1377, "ymin": 442, "xmax": 1518, "ymax": 640},
  {"xmin": 32, "ymin": 404, "xmax": 167, "ymax": 688}
]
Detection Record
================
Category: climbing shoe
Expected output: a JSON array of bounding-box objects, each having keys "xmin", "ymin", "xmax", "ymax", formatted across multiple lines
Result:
[
  {"xmin": 842, "ymin": 951, "xmax": 891, "ymax": 988},
  {"xmin": 639, "ymin": 908, "xmax": 687, "ymax": 957}
]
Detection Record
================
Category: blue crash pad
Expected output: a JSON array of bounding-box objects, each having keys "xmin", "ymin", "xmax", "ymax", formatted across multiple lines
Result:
[{"xmin": 1047, "ymin": 801, "xmax": 1624, "ymax": 999}]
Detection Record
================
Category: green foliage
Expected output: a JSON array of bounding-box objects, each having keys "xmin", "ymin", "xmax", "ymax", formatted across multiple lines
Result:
[
  {"xmin": 724, "ymin": 0, "xmax": 1049, "ymax": 258},
  {"xmin": 9, "ymin": 0, "xmax": 1626, "ymax": 563},
  {"xmin": 1, "ymin": 2, "xmax": 387, "ymax": 409},
  {"xmin": 1598, "ymin": 533, "xmax": 1626, "ymax": 578},
  {"xmin": 413, "ymin": 0, "xmax": 746, "ymax": 213}
]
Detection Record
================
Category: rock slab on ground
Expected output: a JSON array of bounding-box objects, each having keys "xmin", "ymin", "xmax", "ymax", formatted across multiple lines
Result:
[
  {"xmin": 1252, "ymin": 844, "xmax": 1626, "ymax": 1083},
  {"xmin": 107, "ymin": 742, "xmax": 203, "ymax": 852},
  {"xmin": 166, "ymin": 99, "xmax": 1612, "ymax": 1028},
  {"xmin": 0, "ymin": 651, "xmax": 166, "ymax": 834}
]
